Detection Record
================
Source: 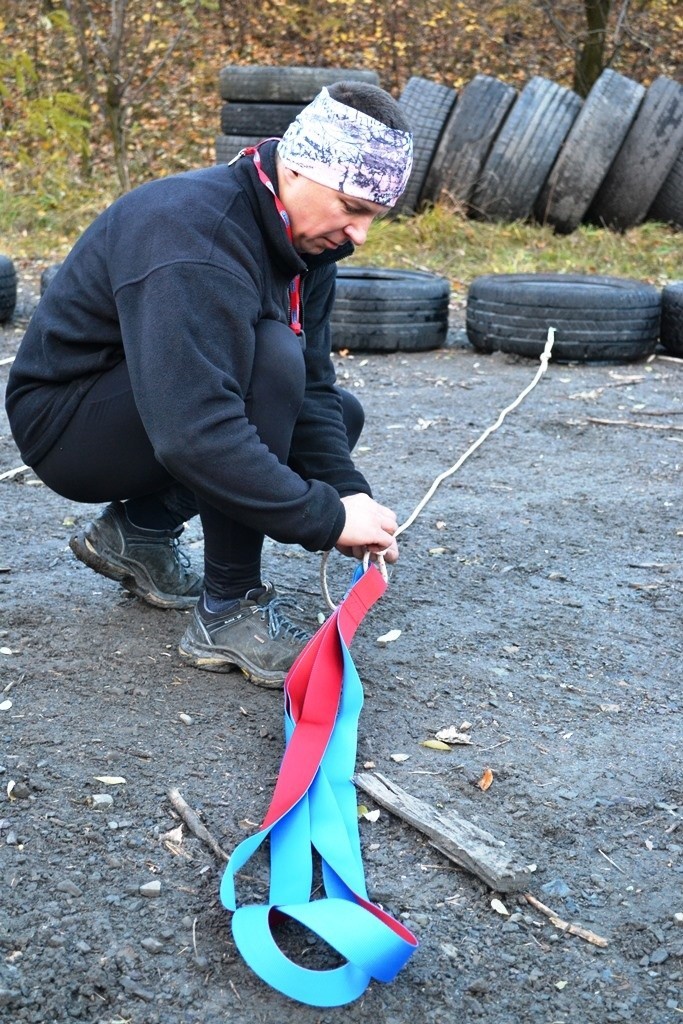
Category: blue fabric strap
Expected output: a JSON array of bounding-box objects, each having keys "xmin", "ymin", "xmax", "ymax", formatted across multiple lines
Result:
[{"xmin": 220, "ymin": 566, "xmax": 418, "ymax": 1006}]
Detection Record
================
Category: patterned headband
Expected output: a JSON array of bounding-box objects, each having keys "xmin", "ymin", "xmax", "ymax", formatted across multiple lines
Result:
[{"xmin": 277, "ymin": 87, "xmax": 413, "ymax": 208}]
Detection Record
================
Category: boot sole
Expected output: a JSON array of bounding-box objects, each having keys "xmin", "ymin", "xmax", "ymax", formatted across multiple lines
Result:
[
  {"xmin": 69, "ymin": 531, "xmax": 198, "ymax": 610},
  {"xmin": 177, "ymin": 637, "xmax": 285, "ymax": 689}
]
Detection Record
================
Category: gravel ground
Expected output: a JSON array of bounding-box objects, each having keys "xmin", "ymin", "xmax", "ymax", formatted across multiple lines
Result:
[{"xmin": 1, "ymin": 263, "xmax": 682, "ymax": 1024}]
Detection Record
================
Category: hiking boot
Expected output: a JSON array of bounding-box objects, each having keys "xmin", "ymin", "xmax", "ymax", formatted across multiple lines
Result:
[
  {"xmin": 178, "ymin": 584, "xmax": 312, "ymax": 688},
  {"xmin": 69, "ymin": 501, "xmax": 202, "ymax": 609}
]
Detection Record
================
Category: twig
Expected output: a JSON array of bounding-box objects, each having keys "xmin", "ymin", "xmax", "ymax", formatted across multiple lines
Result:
[
  {"xmin": 598, "ymin": 848, "xmax": 626, "ymax": 873},
  {"xmin": 524, "ymin": 893, "xmax": 608, "ymax": 948},
  {"xmin": 585, "ymin": 417, "xmax": 683, "ymax": 432},
  {"xmin": 0, "ymin": 465, "xmax": 30, "ymax": 482},
  {"xmin": 167, "ymin": 787, "xmax": 230, "ymax": 862},
  {"xmin": 0, "ymin": 356, "xmax": 15, "ymax": 366},
  {"xmin": 637, "ymin": 409, "xmax": 683, "ymax": 417}
]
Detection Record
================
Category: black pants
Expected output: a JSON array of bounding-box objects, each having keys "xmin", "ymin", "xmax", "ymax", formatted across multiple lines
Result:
[{"xmin": 34, "ymin": 321, "xmax": 364, "ymax": 598}]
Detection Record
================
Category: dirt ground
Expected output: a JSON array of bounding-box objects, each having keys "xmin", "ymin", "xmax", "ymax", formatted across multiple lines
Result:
[{"xmin": 1, "ymin": 264, "xmax": 682, "ymax": 1024}]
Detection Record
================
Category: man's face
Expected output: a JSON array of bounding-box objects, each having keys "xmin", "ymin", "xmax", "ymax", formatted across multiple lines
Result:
[{"xmin": 278, "ymin": 167, "xmax": 388, "ymax": 255}]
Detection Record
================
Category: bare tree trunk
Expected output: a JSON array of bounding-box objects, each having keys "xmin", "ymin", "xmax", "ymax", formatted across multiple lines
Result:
[
  {"xmin": 574, "ymin": 0, "xmax": 613, "ymax": 96},
  {"xmin": 63, "ymin": 0, "xmax": 199, "ymax": 193}
]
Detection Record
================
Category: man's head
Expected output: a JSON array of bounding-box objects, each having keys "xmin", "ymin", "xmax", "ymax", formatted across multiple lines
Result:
[{"xmin": 276, "ymin": 82, "xmax": 413, "ymax": 254}]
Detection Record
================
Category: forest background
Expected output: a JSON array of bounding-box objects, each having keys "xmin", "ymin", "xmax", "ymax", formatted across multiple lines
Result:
[{"xmin": 1, "ymin": 0, "xmax": 681, "ymax": 284}]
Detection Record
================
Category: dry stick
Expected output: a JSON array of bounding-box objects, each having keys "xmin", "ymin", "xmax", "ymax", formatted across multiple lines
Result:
[
  {"xmin": 167, "ymin": 787, "xmax": 230, "ymax": 863},
  {"xmin": 586, "ymin": 417, "xmax": 683, "ymax": 432},
  {"xmin": 524, "ymin": 893, "xmax": 609, "ymax": 948},
  {"xmin": 0, "ymin": 465, "xmax": 30, "ymax": 482}
]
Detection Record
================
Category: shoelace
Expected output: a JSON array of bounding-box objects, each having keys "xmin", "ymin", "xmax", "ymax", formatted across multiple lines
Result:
[
  {"xmin": 261, "ymin": 596, "xmax": 313, "ymax": 643},
  {"xmin": 167, "ymin": 536, "xmax": 192, "ymax": 570}
]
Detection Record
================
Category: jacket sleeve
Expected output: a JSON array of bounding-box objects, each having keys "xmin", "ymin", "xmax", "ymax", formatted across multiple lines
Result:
[{"xmin": 288, "ymin": 263, "xmax": 372, "ymax": 498}]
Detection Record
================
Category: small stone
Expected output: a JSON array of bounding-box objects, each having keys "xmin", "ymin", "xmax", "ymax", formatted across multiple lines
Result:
[
  {"xmin": 140, "ymin": 880, "xmax": 161, "ymax": 898},
  {"xmin": 141, "ymin": 937, "xmax": 164, "ymax": 954},
  {"xmin": 673, "ymin": 913, "xmax": 683, "ymax": 927},
  {"xmin": 56, "ymin": 879, "xmax": 82, "ymax": 897},
  {"xmin": 9, "ymin": 782, "xmax": 30, "ymax": 800},
  {"xmin": 179, "ymin": 713, "xmax": 193, "ymax": 725},
  {"xmin": 88, "ymin": 794, "xmax": 114, "ymax": 809},
  {"xmin": 0, "ymin": 988, "xmax": 21, "ymax": 1007},
  {"xmin": 467, "ymin": 978, "xmax": 489, "ymax": 995},
  {"xmin": 650, "ymin": 948, "xmax": 669, "ymax": 965},
  {"xmin": 5, "ymin": 831, "xmax": 18, "ymax": 846},
  {"xmin": 542, "ymin": 877, "xmax": 571, "ymax": 898}
]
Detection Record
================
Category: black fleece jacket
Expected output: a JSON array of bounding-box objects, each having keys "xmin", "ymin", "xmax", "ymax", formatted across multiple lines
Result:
[{"xmin": 6, "ymin": 143, "xmax": 372, "ymax": 553}]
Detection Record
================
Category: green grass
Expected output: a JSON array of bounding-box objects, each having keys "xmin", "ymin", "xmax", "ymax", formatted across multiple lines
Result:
[
  {"xmin": 1, "ymin": 185, "xmax": 680, "ymax": 298},
  {"xmin": 357, "ymin": 203, "xmax": 681, "ymax": 299}
]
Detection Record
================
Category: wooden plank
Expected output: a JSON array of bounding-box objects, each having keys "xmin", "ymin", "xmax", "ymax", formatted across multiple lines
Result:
[{"xmin": 355, "ymin": 771, "xmax": 536, "ymax": 892}]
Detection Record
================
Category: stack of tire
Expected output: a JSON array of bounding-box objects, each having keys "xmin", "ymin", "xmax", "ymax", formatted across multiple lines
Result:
[
  {"xmin": 0, "ymin": 255, "xmax": 17, "ymax": 323},
  {"xmin": 216, "ymin": 65, "xmax": 380, "ymax": 165},
  {"xmin": 397, "ymin": 70, "xmax": 683, "ymax": 231}
]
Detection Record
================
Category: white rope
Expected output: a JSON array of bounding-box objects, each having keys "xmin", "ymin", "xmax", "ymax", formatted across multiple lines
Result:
[{"xmin": 321, "ymin": 328, "xmax": 556, "ymax": 610}]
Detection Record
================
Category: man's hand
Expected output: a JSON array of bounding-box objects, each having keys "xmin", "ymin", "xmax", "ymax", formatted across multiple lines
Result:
[{"xmin": 335, "ymin": 493, "xmax": 399, "ymax": 563}]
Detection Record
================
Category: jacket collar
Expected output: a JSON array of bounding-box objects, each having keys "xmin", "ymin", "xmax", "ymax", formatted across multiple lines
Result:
[{"xmin": 233, "ymin": 140, "xmax": 354, "ymax": 276}]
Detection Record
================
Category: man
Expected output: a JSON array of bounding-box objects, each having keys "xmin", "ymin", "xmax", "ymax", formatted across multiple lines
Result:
[{"xmin": 5, "ymin": 81, "xmax": 413, "ymax": 688}]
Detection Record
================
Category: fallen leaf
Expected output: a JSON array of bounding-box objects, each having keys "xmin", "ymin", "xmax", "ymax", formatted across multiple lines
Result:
[
  {"xmin": 435, "ymin": 726, "xmax": 472, "ymax": 745},
  {"xmin": 94, "ymin": 775, "xmax": 127, "ymax": 785},
  {"xmin": 376, "ymin": 628, "xmax": 401, "ymax": 644},
  {"xmin": 357, "ymin": 804, "xmax": 369, "ymax": 817},
  {"xmin": 361, "ymin": 808, "xmax": 380, "ymax": 823},
  {"xmin": 420, "ymin": 739, "xmax": 452, "ymax": 751},
  {"xmin": 477, "ymin": 767, "xmax": 494, "ymax": 791},
  {"xmin": 160, "ymin": 825, "xmax": 184, "ymax": 845},
  {"xmin": 491, "ymin": 898, "xmax": 509, "ymax": 916},
  {"xmin": 390, "ymin": 753, "xmax": 410, "ymax": 763},
  {"xmin": 599, "ymin": 704, "xmax": 620, "ymax": 713}
]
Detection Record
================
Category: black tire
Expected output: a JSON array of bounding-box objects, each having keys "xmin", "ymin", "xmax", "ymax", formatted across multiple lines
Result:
[
  {"xmin": 395, "ymin": 77, "xmax": 457, "ymax": 215},
  {"xmin": 330, "ymin": 266, "xmax": 450, "ymax": 353},
  {"xmin": 421, "ymin": 75, "xmax": 517, "ymax": 208},
  {"xmin": 660, "ymin": 282, "xmax": 683, "ymax": 356},
  {"xmin": 648, "ymin": 147, "xmax": 683, "ymax": 229},
  {"xmin": 588, "ymin": 76, "xmax": 683, "ymax": 231},
  {"xmin": 219, "ymin": 66, "xmax": 379, "ymax": 103},
  {"xmin": 470, "ymin": 76, "xmax": 582, "ymax": 222},
  {"xmin": 40, "ymin": 263, "xmax": 63, "ymax": 295},
  {"xmin": 220, "ymin": 102, "xmax": 304, "ymax": 137},
  {"xmin": 0, "ymin": 254, "xmax": 17, "ymax": 324},
  {"xmin": 215, "ymin": 135, "xmax": 265, "ymax": 163},
  {"xmin": 535, "ymin": 69, "xmax": 645, "ymax": 234},
  {"xmin": 466, "ymin": 273, "xmax": 661, "ymax": 362}
]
